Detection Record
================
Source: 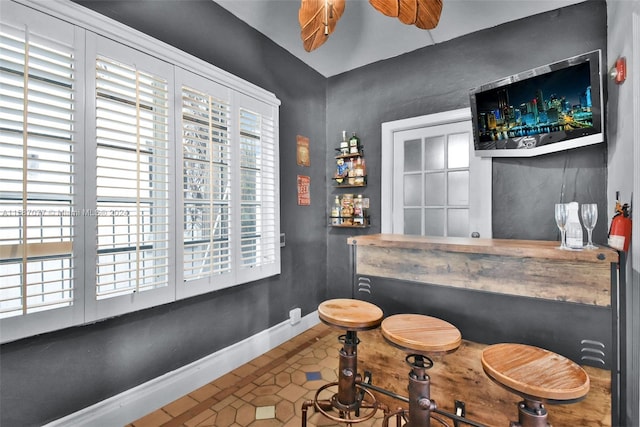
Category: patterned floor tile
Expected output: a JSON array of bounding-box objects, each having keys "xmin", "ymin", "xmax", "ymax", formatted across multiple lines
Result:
[
  {"xmin": 255, "ymin": 405, "xmax": 276, "ymax": 419},
  {"xmin": 305, "ymin": 371, "xmax": 322, "ymax": 381}
]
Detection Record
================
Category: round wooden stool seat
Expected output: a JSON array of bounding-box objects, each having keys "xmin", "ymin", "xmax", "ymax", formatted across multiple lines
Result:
[
  {"xmin": 482, "ymin": 343, "xmax": 590, "ymax": 402},
  {"xmin": 381, "ymin": 314, "xmax": 461, "ymax": 354},
  {"xmin": 318, "ymin": 299, "xmax": 383, "ymax": 331}
]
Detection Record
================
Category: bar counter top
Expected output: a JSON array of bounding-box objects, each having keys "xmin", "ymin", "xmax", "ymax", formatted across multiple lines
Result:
[{"xmin": 347, "ymin": 234, "xmax": 619, "ymax": 264}]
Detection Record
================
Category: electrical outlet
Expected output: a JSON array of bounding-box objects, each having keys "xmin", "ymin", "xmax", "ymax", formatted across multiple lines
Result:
[{"xmin": 289, "ymin": 307, "xmax": 301, "ymax": 325}]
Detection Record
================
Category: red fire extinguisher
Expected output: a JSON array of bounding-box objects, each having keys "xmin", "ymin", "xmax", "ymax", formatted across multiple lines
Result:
[{"xmin": 608, "ymin": 193, "xmax": 632, "ymax": 252}]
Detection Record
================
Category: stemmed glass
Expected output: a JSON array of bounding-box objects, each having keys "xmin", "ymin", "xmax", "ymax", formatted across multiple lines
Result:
[
  {"xmin": 581, "ymin": 203, "xmax": 598, "ymax": 249},
  {"xmin": 555, "ymin": 203, "xmax": 568, "ymax": 249}
]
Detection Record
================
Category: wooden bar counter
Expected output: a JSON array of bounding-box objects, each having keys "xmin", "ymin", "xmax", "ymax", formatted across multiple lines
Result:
[
  {"xmin": 347, "ymin": 234, "xmax": 620, "ymax": 425},
  {"xmin": 348, "ymin": 234, "xmax": 617, "ymax": 306}
]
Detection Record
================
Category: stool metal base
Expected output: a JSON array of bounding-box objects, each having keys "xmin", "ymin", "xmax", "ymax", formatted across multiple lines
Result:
[
  {"xmin": 509, "ymin": 399, "xmax": 550, "ymax": 427},
  {"xmin": 301, "ymin": 382, "xmax": 380, "ymax": 425},
  {"xmin": 301, "ymin": 330, "xmax": 384, "ymax": 426},
  {"xmin": 383, "ymin": 354, "xmax": 437, "ymax": 427}
]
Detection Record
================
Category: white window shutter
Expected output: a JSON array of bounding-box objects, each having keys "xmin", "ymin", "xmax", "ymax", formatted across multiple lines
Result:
[
  {"xmin": 176, "ymin": 70, "xmax": 280, "ymax": 298},
  {"xmin": 0, "ymin": 2, "xmax": 84, "ymax": 342},
  {"xmin": 182, "ymin": 86, "xmax": 233, "ymax": 280},
  {"xmin": 85, "ymin": 33, "xmax": 175, "ymax": 320},
  {"xmin": 235, "ymin": 93, "xmax": 280, "ymax": 284},
  {"xmin": 0, "ymin": 22, "xmax": 75, "ymax": 316},
  {"xmin": 94, "ymin": 55, "xmax": 171, "ymax": 298}
]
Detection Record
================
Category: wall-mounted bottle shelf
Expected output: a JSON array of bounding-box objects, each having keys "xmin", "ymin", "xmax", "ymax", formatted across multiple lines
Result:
[
  {"xmin": 330, "ymin": 132, "xmax": 369, "ymax": 228},
  {"xmin": 332, "ymin": 176, "xmax": 367, "ymax": 187},
  {"xmin": 335, "ymin": 148, "xmax": 364, "ymax": 158},
  {"xmin": 329, "ymin": 215, "xmax": 370, "ymax": 228}
]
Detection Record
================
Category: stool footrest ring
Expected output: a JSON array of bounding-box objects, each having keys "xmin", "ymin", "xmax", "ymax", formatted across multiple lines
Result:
[{"xmin": 312, "ymin": 381, "xmax": 379, "ymax": 424}]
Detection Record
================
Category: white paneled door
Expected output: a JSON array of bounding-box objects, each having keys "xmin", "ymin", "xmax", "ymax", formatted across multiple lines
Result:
[{"xmin": 383, "ymin": 109, "xmax": 492, "ymax": 238}]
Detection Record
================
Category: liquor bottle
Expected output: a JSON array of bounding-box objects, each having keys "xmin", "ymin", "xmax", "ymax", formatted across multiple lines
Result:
[
  {"xmin": 565, "ymin": 202, "xmax": 583, "ymax": 249},
  {"xmin": 341, "ymin": 194, "xmax": 354, "ymax": 224},
  {"xmin": 353, "ymin": 194, "xmax": 364, "ymax": 225},
  {"xmin": 347, "ymin": 158, "xmax": 356, "ymax": 185},
  {"xmin": 354, "ymin": 157, "xmax": 365, "ymax": 186},
  {"xmin": 331, "ymin": 195, "xmax": 342, "ymax": 225},
  {"xmin": 349, "ymin": 132, "xmax": 360, "ymax": 154},
  {"xmin": 340, "ymin": 131, "xmax": 349, "ymax": 155}
]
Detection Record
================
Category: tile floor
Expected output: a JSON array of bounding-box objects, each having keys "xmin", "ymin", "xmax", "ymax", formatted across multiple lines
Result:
[{"xmin": 128, "ymin": 323, "xmax": 388, "ymax": 427}]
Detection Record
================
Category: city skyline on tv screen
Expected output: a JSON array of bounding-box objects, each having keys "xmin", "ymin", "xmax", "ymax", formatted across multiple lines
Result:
[{"xmin": 474, "ymin": 61, "xmax": 594, "ymax": 147}]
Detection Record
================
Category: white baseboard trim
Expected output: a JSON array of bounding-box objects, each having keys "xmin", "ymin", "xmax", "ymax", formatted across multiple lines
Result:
[{"xmin": 44, "ymin": 311, "xmax": 320, "ymax": 427}]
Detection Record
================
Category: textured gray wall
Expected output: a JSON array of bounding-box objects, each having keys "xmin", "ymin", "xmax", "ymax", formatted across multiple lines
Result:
[
  {"xmin": 0, "ymin": 1, "xmax": 327, "ymax": 426},
  {"xmin": 325, "ymin": 1, "xmax": 607, "ymax": 298}
]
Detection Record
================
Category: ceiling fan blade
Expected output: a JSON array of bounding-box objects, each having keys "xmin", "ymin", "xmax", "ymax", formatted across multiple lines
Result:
[
  {"xmin": 299, "ymin": 0, "xmax": 346, "ymax": 52},
  {"xmin": 369, "ymin": 0, "xmax": 399, "ymax": 18},
  {"xmin": 415, "ymin": 0, "xmax": 443, "ymax": 29},
  {"xmin": 398, "ymin": 0, "xmax": 417, "ymax": 24}
]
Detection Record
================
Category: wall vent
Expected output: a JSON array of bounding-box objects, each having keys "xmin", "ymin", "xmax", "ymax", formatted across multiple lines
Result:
[
  {"xmin": 580, "ymin": 339, "xmax": 606, "ymax": 366},
  {"xmin": 357, "ymin": 277, "xmax": 372, "ymax": 294}
]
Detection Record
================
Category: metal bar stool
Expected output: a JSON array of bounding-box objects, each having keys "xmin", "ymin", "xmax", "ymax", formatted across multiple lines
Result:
[
  {"xmin": 302, "ymin": 298, "xmax": 385, "ymax": 426},
  {"xmin": 380, "ymin": 313, "xmax": 462, "ymax": 427},
  {"xmin": 481, "ymin": 343, "xmax": 590, "ymax": 427}
]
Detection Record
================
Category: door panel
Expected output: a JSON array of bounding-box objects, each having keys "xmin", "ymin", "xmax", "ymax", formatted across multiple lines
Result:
[{"xmin": 392, "ymin": 120, "xmax": 491, "ymax": 237}]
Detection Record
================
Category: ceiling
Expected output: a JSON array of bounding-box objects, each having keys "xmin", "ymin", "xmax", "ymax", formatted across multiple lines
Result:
[{"xmin": 214, "ymin": 0, "xmax": 588, "ymax": 77}]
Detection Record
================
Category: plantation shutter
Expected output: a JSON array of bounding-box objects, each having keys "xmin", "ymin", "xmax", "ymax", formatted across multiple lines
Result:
[
  {"xmin": 176, "ymin": 71, "xmax": 280, "ymax": 295},
  {"xmin": 237, "ymin": 94, "xmax": 280, "ymax": 282},
  {"xmin": 182, "ymin": 85, "xmax": 232, "ymax": 284},
  {"xmin": 0, "ymin": 21, "xmax": 76, "ymax": 318},
  {"xmin": 94, "ymin": 55, "xmax": 170, "ymax": 299}
]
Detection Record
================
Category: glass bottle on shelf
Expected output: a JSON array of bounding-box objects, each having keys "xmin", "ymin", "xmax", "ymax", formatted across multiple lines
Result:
[
  {"xmin": 349, "ymin": 132, "xmax": 360, "ymax": 154},
  {"xmin": 347, "ymin": 158, "xmax": 356, "ymax": 185},
  {"xmin": 340, "ymin": 131, "xmax": 349, "ymax": 155},
  {"xmin": 565, "ymin": 201, "xmax": 584, "ymax": 249},
  {"xmin": 353, "ymin": 194, "xmax": 365, "ymax": 225},
  {"xmin": 331, "ymin": 195, "xmax": 342, "ymax": 225},
  {"xmin": 341, "ymin": 194, "xmax": 354, "ymax": 225},
  {"xmin": 354, "ymin": 157, "xmax": 365, "ymax": 186}
]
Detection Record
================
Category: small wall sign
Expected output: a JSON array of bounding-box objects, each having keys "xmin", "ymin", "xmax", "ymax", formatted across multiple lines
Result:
[
  {"xmin": 297, "ymin": 135, "xmax": 310, "ymax": 167},
  {"xmin": 297, "ymin": 175, "xmax": 310, "ymax": 206}
]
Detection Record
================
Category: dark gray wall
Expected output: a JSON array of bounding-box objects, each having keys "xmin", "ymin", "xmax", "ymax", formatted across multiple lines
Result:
[
  {"xmin": 326, "ymin": 1, "xmax": 608, "ymax": 298},
  {"xmin": 0, "ymin": 1, "xmax": 327, "ymax": 426}
]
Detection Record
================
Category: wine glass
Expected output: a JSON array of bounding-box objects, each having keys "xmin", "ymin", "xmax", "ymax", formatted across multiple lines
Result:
[
  {"xmin": 555, "ymin": 203, "xmax": 568, "ymax": 249},
  {"xmin": 581, "ymin": 203, "xmax": 598, "ymax": 249}
]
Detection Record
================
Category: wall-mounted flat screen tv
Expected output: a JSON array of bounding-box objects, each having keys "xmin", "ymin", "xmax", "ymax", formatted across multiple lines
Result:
[{"xmin": 469, "ymin": 50, "xmax": 604, "ymax": 157}]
